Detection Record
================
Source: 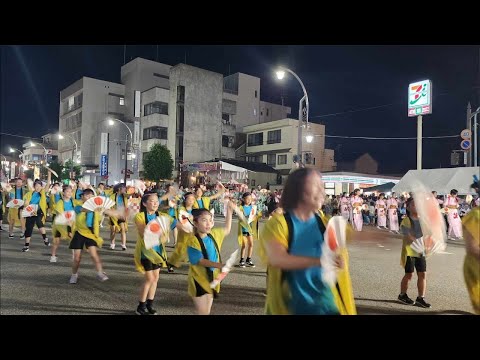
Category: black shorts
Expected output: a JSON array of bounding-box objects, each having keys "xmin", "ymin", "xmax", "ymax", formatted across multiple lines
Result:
[
  {"xmin": 54, "ymin": 226, "xmax": 72, "ymax": 239},
  {"xmin": 141, "ymin": 257, "xmax": 161, "ymax": 271},
  {"xmin": 69, "ymin": 232, "xmax": 97, "ymax": 250},
  {"xmin": 405, "ymin": 256, "xmax": 427, "ymax": 273},
  {"xmin": 194, "ymin": 280, "xmax": 209, "ymax": 297},
  {"xmin": 24, "ymin": 210, "xmax": 45, "ymax": 237},
  {"xmin": 242, "ymin": 231, "xmax": 251, "ymax": 236},
  {"xmin": 110, "ymin": 218, "xmax": 126, "ymax": 226}
]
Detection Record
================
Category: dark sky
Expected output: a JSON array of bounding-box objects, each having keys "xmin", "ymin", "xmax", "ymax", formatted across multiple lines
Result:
[{"xmin": 1, "ymin": 45, "xmax": 479, "ymax": 174}]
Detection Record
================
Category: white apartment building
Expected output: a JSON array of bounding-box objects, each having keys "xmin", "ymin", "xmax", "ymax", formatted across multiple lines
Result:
[
  {"xmin": 58, "ymin": 77, "xmax": 127, "ymax": 185},
  {"xmin": 242, "ymin": 119, "xmax": 336, "ymax": 181}
]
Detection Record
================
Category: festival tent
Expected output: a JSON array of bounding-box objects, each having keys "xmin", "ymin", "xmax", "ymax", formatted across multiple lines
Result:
[
  {"xmin": 362, "ymin": 182, "xmax": 397, "ymax": 193},
  {"xmin": 392, "ymin": 167, "xmax": 479, "ymax": 195}
]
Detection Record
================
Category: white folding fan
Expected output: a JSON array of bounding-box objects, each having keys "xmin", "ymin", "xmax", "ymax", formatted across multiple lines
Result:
[
  {"xmin": 6, "ymin": 198, "xmax": 24, "ymax": 208},
  {"xmin": 144, "ymin": 218, "xmax": 163, "ymax": 250},
  {"xmin": 178, "ymin": 210, "xmax": 194, "ymax": 233},
  {"xmin": 321, "ymin": 216, "xmax": 348, "ymax": 287},
  {"xmin": 21, "ymin": 204, "xmax": 38, "ymax": 217},
  {"xmin": 82, "ymin": 196, "xmax": 115, "ymax": 212},
  {"xmin": 54, "ymin": 210, "xmax": 76, "ymax": 225},
  {"xmin": 210, "ymin": 249, "xmax": 239, "ymax": 288}
]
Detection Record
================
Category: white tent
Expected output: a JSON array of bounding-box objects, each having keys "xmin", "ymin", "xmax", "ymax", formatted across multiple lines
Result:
[{"xmin": 392, "ymin": 167, "xmax": 479, "ymax": 195}]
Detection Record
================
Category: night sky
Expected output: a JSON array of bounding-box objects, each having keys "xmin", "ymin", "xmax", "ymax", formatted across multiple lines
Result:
[{"xmin": 1, "ymin": 45, "xmax": 478, "ymax": 174}]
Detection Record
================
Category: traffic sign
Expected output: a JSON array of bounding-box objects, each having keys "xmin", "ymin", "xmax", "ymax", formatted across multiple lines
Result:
[
  {"xmin": 460, "ymin": 139, "xmax": 471, "ymax": 150},
  {"xmin": 460, "ymin": 129, "xmax": 471, "ymax": 139}
]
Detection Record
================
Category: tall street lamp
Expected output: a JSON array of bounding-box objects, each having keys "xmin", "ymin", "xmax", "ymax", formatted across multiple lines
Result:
[
  {"xmin": 30, "ymin": 141, "xmax": 48, "ymax": 162},
  {"xmin": 275, "ymin": 66, "xmax": 310, "ymax": 167},
  {"xmin": 9, "ymin": 148, "xmax": 25, "ymax": 177},
  {"xmin": 58, "ymin": 133, "xmax": 79, "ymax": 179},
  {"xmin": 108, "ymin": 118, "xmax": 133, "ymax": 184}
]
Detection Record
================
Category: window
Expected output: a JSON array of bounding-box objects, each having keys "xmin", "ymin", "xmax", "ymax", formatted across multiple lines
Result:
[
  {"xmin": 64, "ymin": 93, "xmax": 83, "ymax": 114},
  {"xmin": 64, "ymin": 112, "xmax": 82, "ymax": 131},
  {"xmin": 267, "ymin": 154, "xmax": 276, "ymax": 167},
  {"xmin": 251, "ymin": 179, "xmax": 256, "ymax": 187},
  {"xmin": 222, "ymin": 113, "xmax": 231, "ymax": 125},
  {"xmin": 260, "ymin": 111, "xmax": 263, "ymax": 116},
  {"xmin": 267, "ymin": 129, "xmax": 281, "ymax": 144},
  {"xmin": 254, "ymin": 90, "xmax": 257, "ymax": 98},
  {"xmin": 266, "ymin": 108, "xmax": 269, "ymax": 116},
  {"xmin": 176, "ymin": 135, "xmax": 184, "ymax": 158},
  {"xmin": 119, "ymin": 97, "xmax": 125, "ymax": 106},
  {"xmin": 278, "ymin": 154, "xmax": 287, "ymax": 165},
  {"xmin": 176, "ymin": 104, "xmax": 184, "ymax": 132},
  {"xmin": 304, "ymin": 152, "xmax": 313, "ymax": 165},
  {"xmin": 177, "ymin": 85, "xmax": 185, "ymax": 103},
  {"xmin": 246, "ymin": 156, "xmax": 261, "ymax": 162},
  {"xmin": 248, "ymin": 132, "xmax": 263, "ymax": 146},
  {"xmin": 143, "ymin": 126, "xmax": 167, "ymax": 140},
  {"xmin": 144, "ymin": 101, "xmax": 168, "ymax": 116},
  {"xmin": 153, "ymin": 73, "xmax": 169, "ymax": 79},
  {"xmin": 222, "ymin": 135, "xmax": 234, "ymax": 148},
  {"xmin": 253, "ymin": 108, "xmax": 257, "ymax": 116}
]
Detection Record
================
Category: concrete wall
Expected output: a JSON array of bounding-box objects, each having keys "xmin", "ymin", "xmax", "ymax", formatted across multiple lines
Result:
[
  {"xmin": 121, "ymin": 58, "xmax": 171, "ymax": 120},
  {"xmin": 138, "ymin": 87, "xmax": 171, "ymax": 172},
  {"xmin": 170, "ymin": 64, "xmax": 223, "ymax": 166},
  {"xmin": 259, "ymin": 100, "xmax": 291, "ymax": 123}
]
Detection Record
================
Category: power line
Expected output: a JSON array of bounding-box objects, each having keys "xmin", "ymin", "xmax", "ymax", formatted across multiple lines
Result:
[
  {"xmin": 0, "ymin": 132, "xmax": 43, "ymax": 140},
  {"xmin": 309, "ymin": 87, "xmax": 480, "ymax": 119},
  {"xmin": 317, "ymin": 134, "xmax": 459, "ymax": 140},
  {"xmin": 310, "ymin": 102, "xmax": 399, "ymax": 119}
]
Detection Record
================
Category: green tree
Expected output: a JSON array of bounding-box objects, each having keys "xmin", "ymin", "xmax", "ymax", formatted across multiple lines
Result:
[
  {"xmin": 143, "ymin": 144, "xmax": 174, "ymax": 181},
  {"xmin": 62, "ymin": 159, "xmax": 83, "ymax": 180}
]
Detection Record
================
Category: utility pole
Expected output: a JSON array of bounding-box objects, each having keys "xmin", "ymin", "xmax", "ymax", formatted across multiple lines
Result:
[
  {"xmin": 124, "ymin": 134, "xmax": 128, "ymax": 184},
  {"xmin": 467, "ymin": 102, "xmax": 472, "ymax": 166}
]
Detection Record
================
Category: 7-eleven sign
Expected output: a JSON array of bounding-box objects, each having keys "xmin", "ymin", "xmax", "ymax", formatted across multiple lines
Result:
[{"xmin": 408, "ymin": 80, "xmax": 432, "ymax": 117}]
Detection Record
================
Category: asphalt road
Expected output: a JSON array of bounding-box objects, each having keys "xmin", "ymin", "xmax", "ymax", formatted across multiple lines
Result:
[{"xmin": 0, "ymin": 217, "xmax": 474, "ymax": 315}]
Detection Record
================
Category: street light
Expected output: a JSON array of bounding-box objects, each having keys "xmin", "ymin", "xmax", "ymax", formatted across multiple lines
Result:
[
  {"xmin": 58, "ymin": 133, "xmax": 79, "ymax": 179},
  {"xmin": 30, "ymin": 141, "xmax": 48, "ymax": 162},
  {"xmin": 108, "ymin": 118, "xmax": 133, "ymax": 184},
  {"xmin": 275, "ymin": 66, "xmax": 310, "ymax": 167},
  {"xmin": 9, "ymin": 148, "xmax": 24, "ymax": 177},
  {"xmin": 0, "ymin": 154, "xmax": 7, "ymax": 180}
]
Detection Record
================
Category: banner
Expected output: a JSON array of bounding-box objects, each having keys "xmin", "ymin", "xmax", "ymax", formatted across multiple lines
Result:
[
  {"xmin": 100, "ymin": 133, "xmax": 109, "ymax": 155},
  {"xmin": 100, "ymin": 155, "xmax": 108, "ymax": 176}
]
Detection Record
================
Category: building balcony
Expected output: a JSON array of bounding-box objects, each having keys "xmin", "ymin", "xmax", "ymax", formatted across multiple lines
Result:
[{"xmin": 141, "ymin": 113, "xmax": 169, "ymax": 129}]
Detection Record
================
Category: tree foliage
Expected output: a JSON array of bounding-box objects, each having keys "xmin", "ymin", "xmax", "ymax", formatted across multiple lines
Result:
[{"xmin": 143, "ymin": 144, "xmax": 174, "ymax": 181}]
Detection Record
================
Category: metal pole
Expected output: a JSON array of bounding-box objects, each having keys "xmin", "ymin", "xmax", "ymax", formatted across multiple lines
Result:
[
  {"xmin": 417, "ymin": 115, "xmax": 422, "ymax": 170},
  {"xmin": 467, "ymin": 102, "xmax": 472, "ymax": 167},
  {"xmin": 70, "ymin": 147, "xmax": 74, "ymax": 179},
  {"xmin": 475, "ymin": 111, "xmax": 479, "ymax": 167},
  {"xmin": 298, "ymin": 96, "xmax": 305, "ymax": 166},
  {"xmin": 124, "ymin": 134, "xmax": 128, "ymax": 184}
]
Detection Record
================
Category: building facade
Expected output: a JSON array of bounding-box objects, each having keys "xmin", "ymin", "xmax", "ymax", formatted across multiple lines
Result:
[
  {"xmin": 60, "ymin": 59, "xmax": 291, "ymax": 183},
  {"xmin": 242, "ymin": 118, "xmax": 336, "ymax": 182},
  {"xmin": 58, "ymin": 77, "xmax": 127, "ymax": 185}
]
